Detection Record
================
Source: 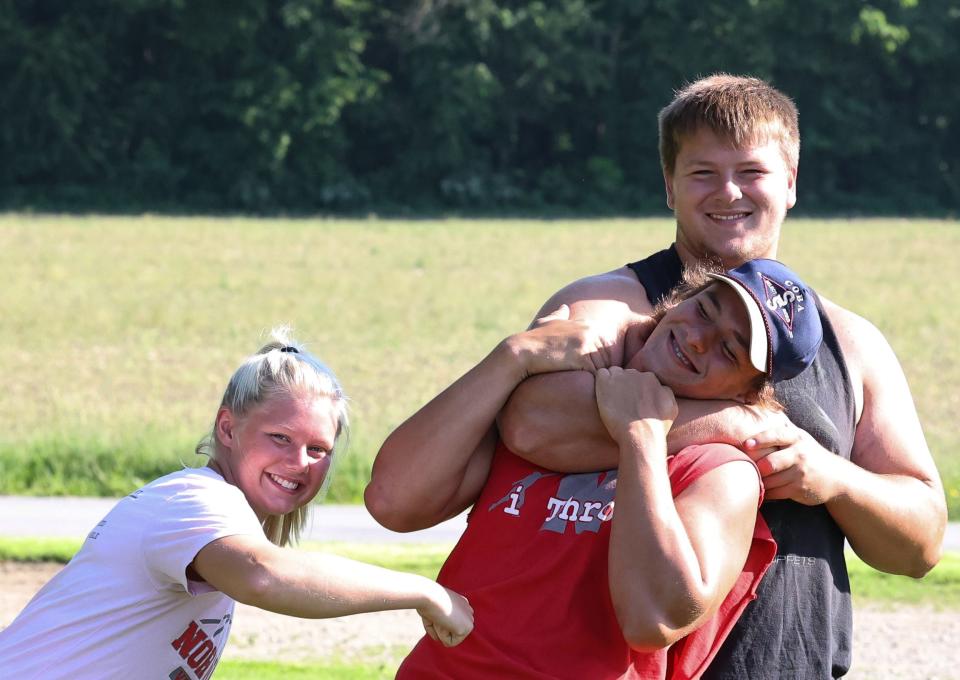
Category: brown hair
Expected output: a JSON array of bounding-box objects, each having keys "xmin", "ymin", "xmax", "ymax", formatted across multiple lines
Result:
[
  {"xmin": 658, "ymin": 73, "xmax": 799, "ymax": 176},
  {"xmin": 654, "ymin": 261, "xmax": 783, "ymax": 412}
]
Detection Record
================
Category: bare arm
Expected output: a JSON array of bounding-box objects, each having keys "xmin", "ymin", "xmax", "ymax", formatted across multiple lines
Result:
[
  {"xmin": 193, "ymin": 534, "xmax": 474, "ymax": 646},
  {"xmin": 745, "ymin": 301, "xmax": 946, "ymax": 577},
  {"xmin": 500, "ymin": 368, "xmax": 786, "ymax": 473},
  {"xmin": 365, "ymin": 306, "xmax": 616, "ymax": 532},
  {"xmin": 595, "ymin": 368, "xmax": 760, "ymax": 650},
  {"xmin": 498, "ymin": 267, "xmax": 786, "ymax": 471},
  {"xmin": 496, "ymin": 267, "xmax": 649, "ymax": 469}
]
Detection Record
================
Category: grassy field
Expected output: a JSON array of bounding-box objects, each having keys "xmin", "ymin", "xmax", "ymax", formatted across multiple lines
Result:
[{"xmin": 1, "ymin": 215, "xmax": 957, "ymax": 515}]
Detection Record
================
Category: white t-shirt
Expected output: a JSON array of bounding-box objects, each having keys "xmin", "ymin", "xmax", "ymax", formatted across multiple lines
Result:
[{"xmin": 0, "ymin": 466, "xmax": 264, "ymax": 679}]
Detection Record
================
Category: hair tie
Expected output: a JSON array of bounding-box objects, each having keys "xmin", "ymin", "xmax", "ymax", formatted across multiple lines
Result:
[{"xmin": 279, "ymin": 346, "xmax": 299, "ymax": 354}]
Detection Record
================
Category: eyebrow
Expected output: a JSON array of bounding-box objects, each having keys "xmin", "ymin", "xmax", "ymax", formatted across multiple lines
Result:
[{"xmin": 705, "ymin": 288, "xmax": 750, "ymax": 358}]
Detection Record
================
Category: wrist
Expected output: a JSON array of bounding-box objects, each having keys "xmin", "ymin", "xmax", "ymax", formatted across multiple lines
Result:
[
  {"xmin": 416, "ymin": 578, "xmax": 447, "ymax": 618},
  {"xmin": 498, "ymin": 333, "xmax": 533, "ymax": 381},
  {"xmin": 616, "ymin": 420, "xmax": 669, "ymax": 455}
]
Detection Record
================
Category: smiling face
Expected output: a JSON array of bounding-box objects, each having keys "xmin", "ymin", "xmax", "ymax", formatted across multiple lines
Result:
[
  {"xmin": 627, "ymin": 282, "xmax": 765, "ymax": 401},
  {"xmin": 212, "ymin": 392, "xmax": 339, "ymax": 521},
  {"xmin": 665, "ymin": 126, "xmax": 797, "ymax": 269}
]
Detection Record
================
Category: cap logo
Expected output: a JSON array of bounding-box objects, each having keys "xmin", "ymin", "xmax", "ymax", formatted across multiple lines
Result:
[{"xmin": 759, "ymin": 274, "xmax": 805, "ymax": 335}]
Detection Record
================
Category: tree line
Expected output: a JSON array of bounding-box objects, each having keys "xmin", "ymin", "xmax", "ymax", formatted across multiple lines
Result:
[{"xmin": 2, "ymin": 0, "xmax": 957, "ymax": 215}]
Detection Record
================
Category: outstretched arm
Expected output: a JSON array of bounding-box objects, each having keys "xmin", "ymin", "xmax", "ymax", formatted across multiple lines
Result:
[
  {"xmin": 193, "ymin": 534, "xmax": 473, "ymax": 647},
  {"xmin": 595, "ymin": 368, "xmax": 760, "ymax": 650},
  {"xmin": 365, "ymin": 306, "xmax": 616, "ymax": 532},
  {"xmin": 744, "ymin": 301, "xmax": 946, "ymax": 577}
]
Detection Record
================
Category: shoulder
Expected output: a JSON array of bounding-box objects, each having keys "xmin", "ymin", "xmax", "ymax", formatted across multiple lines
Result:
[
  {"xmin": 819, "ymin": 296, "xmax": 890, "ymax": 363},
  {"xmin": 542, "ymin": 266, "xmax": 654, "ymax": 316},
  {"xmin": 669, "ymin": 444, "xmax": 760, "ymax": 497},
  {"xmin": 671, "ymin": 442, "xmax": 752, "ymax": 467},
  {"xmin": 146, "ymin": 467, "xmax": 257, "ymax": 530},
  {"xmin": 819, "ymin": 295, "xmax": 901, "ymax": 420},
  {"xmin": 669, "ymin": 445, "xmax": 762, "ymax": 522},
  {"xmin": 151, "ymin": 467, "xmax": 245, "ymax": 502}
]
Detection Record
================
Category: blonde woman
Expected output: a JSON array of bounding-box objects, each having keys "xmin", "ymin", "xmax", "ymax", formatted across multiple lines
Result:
[{"xmin": 0, "ymin": 329, "xmax": 473, "ymax": 679}]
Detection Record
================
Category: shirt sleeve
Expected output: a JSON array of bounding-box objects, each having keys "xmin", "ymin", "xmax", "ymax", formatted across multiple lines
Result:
[{"xmin": 141, "ymin": 474, "xmax": 264, "ymax": 593}]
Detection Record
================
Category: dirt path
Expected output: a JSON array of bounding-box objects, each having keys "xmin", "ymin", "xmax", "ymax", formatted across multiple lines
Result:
[{"xmin": 3, "ymin": 562, "xmax": 958, "ymax": 678}]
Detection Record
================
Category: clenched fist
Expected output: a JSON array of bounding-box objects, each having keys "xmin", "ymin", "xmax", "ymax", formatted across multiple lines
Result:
[{"xmin": 594, "ymin": 367, "xmax": 677, "ymax": 448}]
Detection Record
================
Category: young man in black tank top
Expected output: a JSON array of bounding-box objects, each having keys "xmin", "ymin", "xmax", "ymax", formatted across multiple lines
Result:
[{"xmin": 491, "ymin": 74, "xmax": 946, "ymax": 678}]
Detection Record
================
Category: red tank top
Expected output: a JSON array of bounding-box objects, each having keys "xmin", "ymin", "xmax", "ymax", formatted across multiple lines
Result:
[{"xmin": 397, "ymin": 443, "xmax": 775, "ymax": 679}]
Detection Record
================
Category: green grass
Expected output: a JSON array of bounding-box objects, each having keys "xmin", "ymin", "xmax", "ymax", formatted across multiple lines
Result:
[
  {"xmin": 848, "ymin": 551, "xmax": 960, "ymax": 608},
  {"xmin": 214, "ymin": 658, "xmax": 398, "ymax": 679},
  {"xmin": 1, "ymin": 215, "xmax": 958, "ymax": 516},
  {"xmin": 0, "ymin": 537, "xmax": 83, "ymax": 563}
]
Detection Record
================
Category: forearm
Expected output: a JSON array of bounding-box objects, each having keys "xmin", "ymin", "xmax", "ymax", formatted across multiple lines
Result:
[
  {"xmin": 826, "ymin": 461, "xmax": 945, "ymax": 576},
  {"xmin": 501, "ymin": 374, "xmax": 780, "ymax": 473},
  {"xmin": 608, "ymin": 428, "xmax": 708, "ymax": 650},
  {"xmin": 669, "ymin": 400, "xmax": 782, "ymax": 453},
  {"xmin": 816, "ymin": 301, "xmax": 946, "ymax": 577},
  {"xmin": 499, "ymin": 371, "xmax": 619, "ymax": 471},
  {"xmin": 238, "ymin": 550, "xmax": 444, "ymax": 619},
  {"xmin": 366, "ymin": 341, "xmax": 523, "ymax": 531}
]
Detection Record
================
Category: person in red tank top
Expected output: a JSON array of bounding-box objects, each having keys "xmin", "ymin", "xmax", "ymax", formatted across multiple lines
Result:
[{"xmin": 368, "ymin": 259, "xmax": 822, "ymax": 679}]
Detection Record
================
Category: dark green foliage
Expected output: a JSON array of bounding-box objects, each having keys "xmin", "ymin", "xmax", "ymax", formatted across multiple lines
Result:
[{"xmin": 2, "ymin": 0, "xmax": 958, "ymax": 214}]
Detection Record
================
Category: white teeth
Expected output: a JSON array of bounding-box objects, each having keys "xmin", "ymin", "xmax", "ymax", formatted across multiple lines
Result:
[
  {"xmin": 710, "ymin": 213, "xmax": 749, "ymax": 221},
  {"xmin": 269, "ymin": 474, "xmax": 299, "ymax": 490},
  {"xmin": 671, "ymin": 336, "xmax": 694, "ymax": 369}
]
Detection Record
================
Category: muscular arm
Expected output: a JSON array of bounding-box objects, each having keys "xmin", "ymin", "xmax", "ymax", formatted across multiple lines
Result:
[
  {"xmin": 594, "ymin": 369, "xmax": 760, "ymax": 650},
  {"xmin": 498, "ymin": 267, "xmax": 786, "ymax": 471},
  {"xmin": 824, "ymin": 303, "xmax": 945, "ymax": 575},
  {"xmin": 499, "ymin": 364, "xmax": 786, "ymax": 473},
  {"xmin": 365, "ymin": 307, "xmax": 615, "ymax": 533},
  {"xmin": 364, "ymin": 342, "xmax": 516, "ymax": 533},
  {"xmin": 496, "ymin": 268, "xmax": 645, "ymax": 469},
  {"xmin": 746, "ymin": 301, "xmax": 946, "ymax": 577},
  {"xmin": 611, "ymin": 447, "xmax": 760, "ymax": 650}
]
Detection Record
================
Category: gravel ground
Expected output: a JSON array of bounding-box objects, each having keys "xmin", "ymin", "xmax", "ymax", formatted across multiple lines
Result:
[{"xmin": 3, "ymin": 562, "xmax": 958, "ymax": 678}]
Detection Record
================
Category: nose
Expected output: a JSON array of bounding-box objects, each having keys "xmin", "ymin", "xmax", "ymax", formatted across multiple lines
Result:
[
  {"xmin": 290, "ymin": 445, "xmax": 311, "ymax": 469},
  {"xmin": 714, "ymin": 170, "xmax": 743, "ymax": 203},
  {"xmin": 718, "ymin": 174, "xmax": 743, "ymax": 201},
  {"xmin": 686, "ymin": 325, "xmax": 716, "ymax": 354}
]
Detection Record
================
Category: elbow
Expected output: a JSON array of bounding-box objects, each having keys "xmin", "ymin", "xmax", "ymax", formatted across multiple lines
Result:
[
  {"xmin": 617, "ymin": 613, "xmax": 697, "ymax": 653},
  {"xmin": 908, "ymin": 536, "xmax": 944, "ymax": 579},
  {"xmin": 226, "ymin": 557, "xmax": 277, "ymax": 609},
  {"xmin": 497, "ymin": 409, "xmax": 546, "ymax": 459},
  {"xmin": 363, "ymin": 480, "xmax": 421, "ymax": 534},
  {"xmin": 907, "ymin": 496, "xmax": 948, "ymax": 578},
  {"xmin": 911, "ymin": 549, "xmax": 942, "ymax": 579},
  {"xmin": 614, "ymin": 593, "xmax": 707, "ymax": 652},
  {"xmin": 618, "ymin": 621, "xmax": 675, "ymax": 653},
  {"xmin": 362, "ymin": 441, "xmax": 425, "ymax": 533}
]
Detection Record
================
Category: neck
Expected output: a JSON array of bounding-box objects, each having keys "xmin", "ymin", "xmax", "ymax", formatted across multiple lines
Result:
[
  {"xmin": 623, "ymin": 316, "xmax": 655, "ymax": 364},
  {"xmin": 672, "ymin": 238, "xmax": 779, "ymax": 271}
]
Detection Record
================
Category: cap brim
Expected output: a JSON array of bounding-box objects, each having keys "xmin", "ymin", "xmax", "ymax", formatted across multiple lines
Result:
[{"xmin": 706, "ymin": 273, "xmax": 769, "ymax": 376}]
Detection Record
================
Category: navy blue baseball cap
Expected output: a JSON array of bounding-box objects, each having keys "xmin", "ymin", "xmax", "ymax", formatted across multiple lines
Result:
[{"xmin": 707, "ymin": 259, "xmax": 823, "ymax": 383}]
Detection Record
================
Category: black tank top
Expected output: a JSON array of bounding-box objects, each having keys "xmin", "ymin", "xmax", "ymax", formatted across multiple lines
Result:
[{"xmin": 628, "ymin": 247, "xmax": 857, "ymax": 679}]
